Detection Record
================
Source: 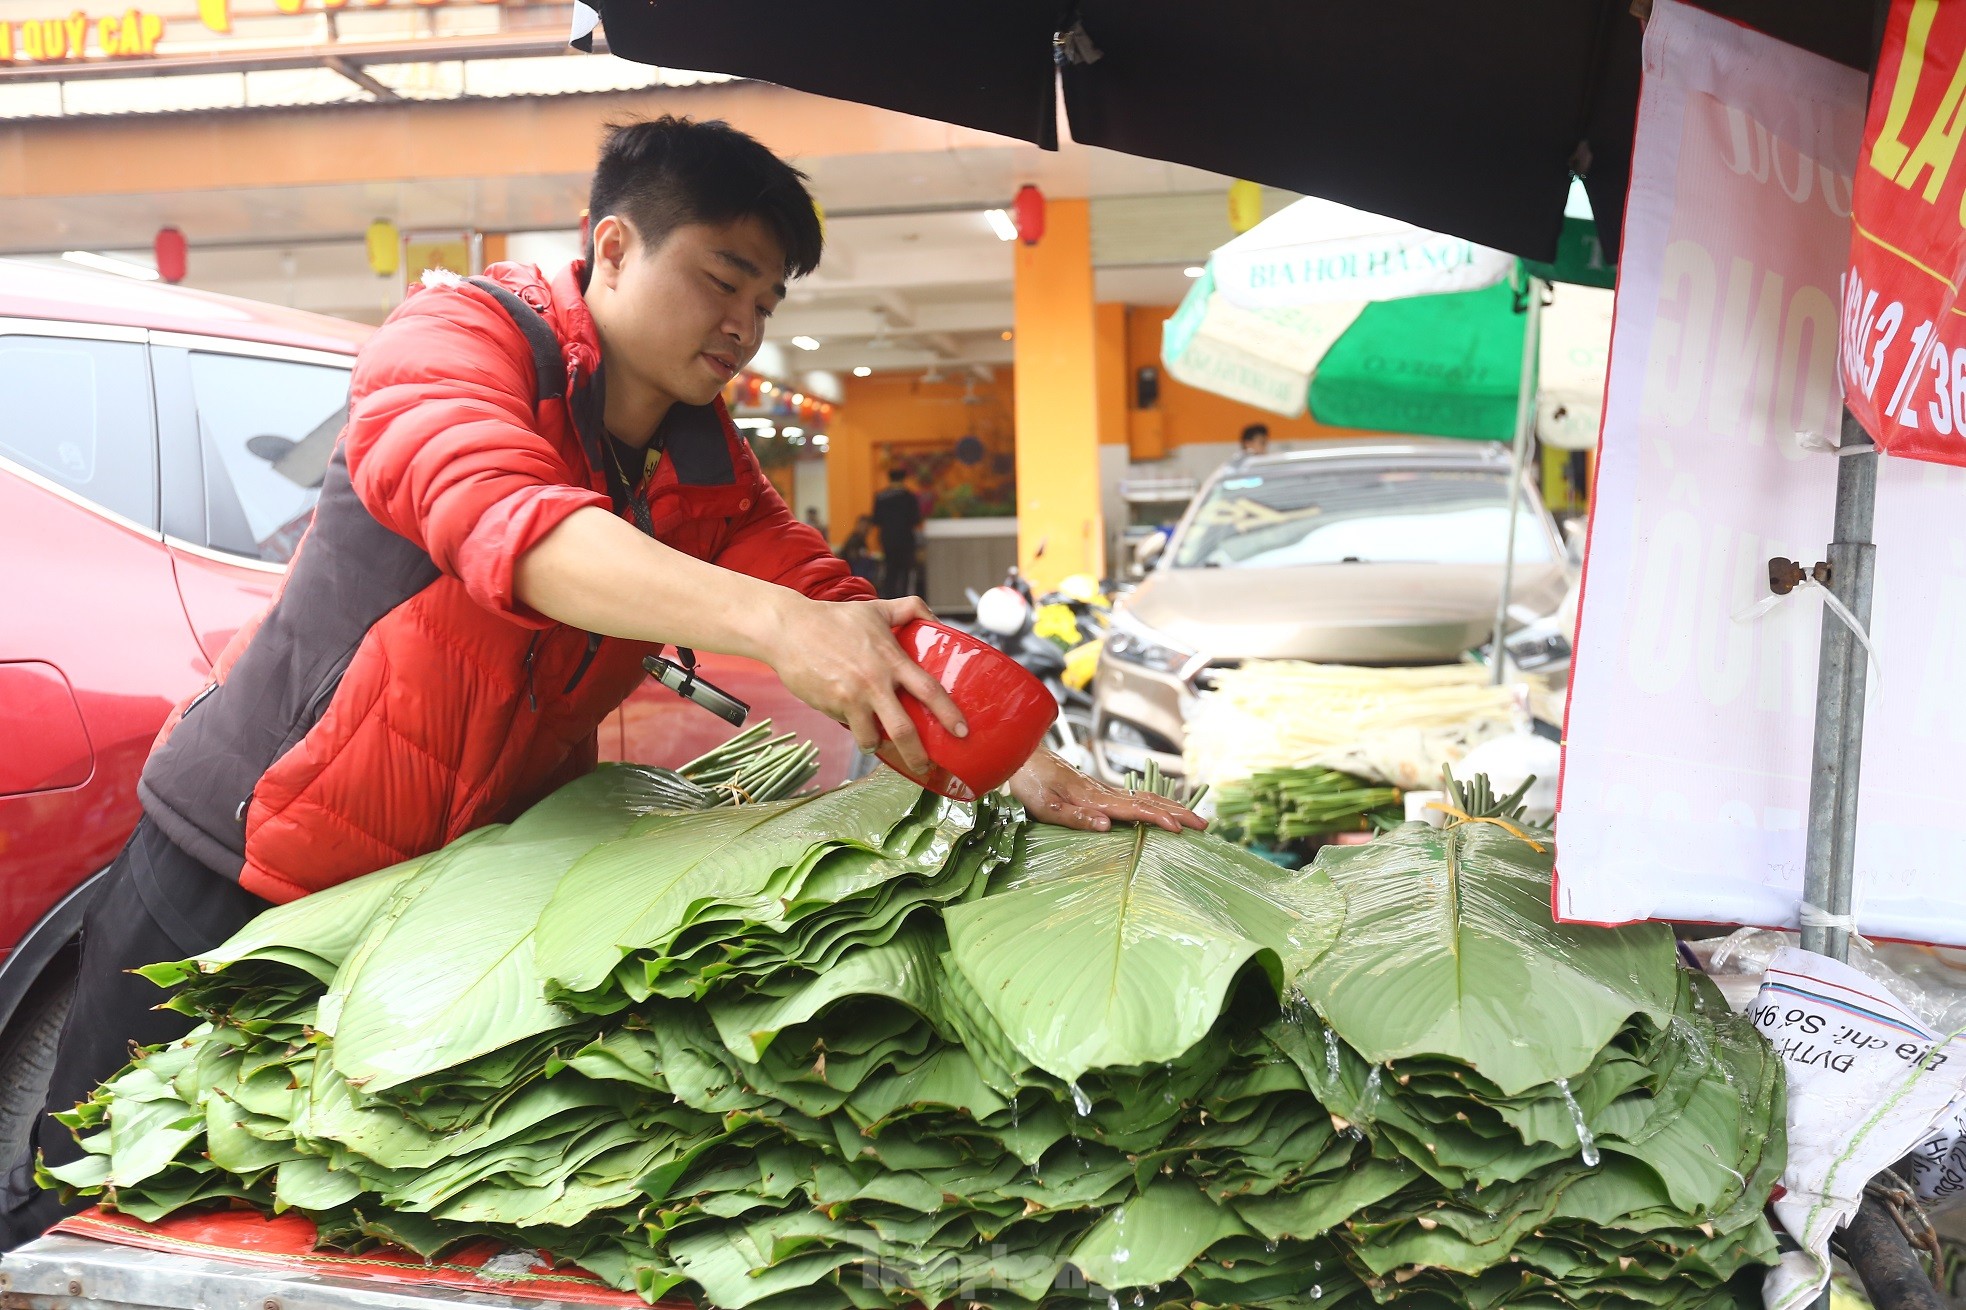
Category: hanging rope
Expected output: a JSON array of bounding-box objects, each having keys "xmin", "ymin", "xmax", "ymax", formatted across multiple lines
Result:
[{"xmin": 1733, "ymin": 578, "xmax": 1883, "ymax": 693}]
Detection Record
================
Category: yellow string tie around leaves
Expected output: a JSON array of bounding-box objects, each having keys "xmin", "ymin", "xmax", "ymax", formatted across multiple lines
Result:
[{"xmin": 1424, "ymin": 803, "xmax": 1547, "ymax": 854}]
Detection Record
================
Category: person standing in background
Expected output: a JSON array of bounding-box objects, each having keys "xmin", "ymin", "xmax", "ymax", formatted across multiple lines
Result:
[
  {"xmin": 1233, "ymin": 422, "xmax": 1270, "ymax": 466},
  {"xmin": 871, "ymin": 467, "xmax": 922, "ymax": 600},
  {"xmin": 838, "ymin": 514, "xmax": 880, "ymax": 585},
  {"xmin": 803, "ymin": 506, "xmax": 828, "ymax": 540}
]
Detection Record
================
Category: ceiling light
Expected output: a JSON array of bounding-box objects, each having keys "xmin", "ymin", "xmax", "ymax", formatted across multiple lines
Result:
[
  {"xmin": 790, "ymin": 335, "xmax": 821, "ymax": 351},
  {"xmin": 1183, "ymin": 265, "xmax": 1206, "ymax": 278},
  {"xmin": 783, "ymin": 426, "xmax": 803, "ymax": 439},
  {"xmin": 756, "ymin": 425, "xmax": 776, "ymax": 438},
  {"xmin": 63, "ymin": 250, "xmax": 160, "ymax": 280},
  {"xmin": 983, "ymin": 208, "xmax": 1018, "ymax": 242},
  {"xmin": 852, "ymin": 366, "xmax": 872, "ymax": 378},
  {"xmin": 813, "ymin": 435, "xmax": 829, "ymax": 448},
  {"xmin": 759, "ymin": 380, "xmax": 775, "ymax": 394},
  {"xmin": 791, "ymin": 393, "xmax": 806, "ymax": 405},
  {"xmin": 1000, "ymin": 330, "xmax": 1014, "ymax": 341}
]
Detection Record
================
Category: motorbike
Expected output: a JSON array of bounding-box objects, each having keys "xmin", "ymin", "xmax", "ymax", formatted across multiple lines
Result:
[
  {"xmin": 1468, "ymin": 586, "xmax": 1579, "ymax": 742},
  {"xmin": 965, "ymin": 567, "xmax": 1100, "ymax": 773}
]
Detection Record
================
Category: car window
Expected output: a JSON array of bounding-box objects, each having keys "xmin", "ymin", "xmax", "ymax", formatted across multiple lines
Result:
[
  {"xmin": 0, "ymin": 335, "xmax": 155, "ymax": 528},
  {"xmin": 1171, "ymin": 467, "xmax": 1552, "ymax": 570},
  {"xmin": 188, "ymin": 351, "xmax": 349, "ymax": 564}
]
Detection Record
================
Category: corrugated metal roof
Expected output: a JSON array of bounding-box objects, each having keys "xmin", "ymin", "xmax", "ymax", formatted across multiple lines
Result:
[{"xmin": 0, "ymin": 56, "xmax": 729, "ymax": 119}]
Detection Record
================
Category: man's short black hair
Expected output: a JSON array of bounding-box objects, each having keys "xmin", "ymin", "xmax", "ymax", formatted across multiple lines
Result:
[
  {"xmin": 888, "ymin": 467, "xmax": 909, "ymax": 484},
  {"xmin": 589, "ymin": 116, "xmax": 823, "ymax": 278},
  {"xmin": 1240, "ymin": 423, "xmax": 1271, "ymax": 444}
]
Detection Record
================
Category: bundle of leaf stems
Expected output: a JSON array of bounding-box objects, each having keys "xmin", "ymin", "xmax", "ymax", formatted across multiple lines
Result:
[
  {"xmin": 1438, "ymin": 764, "xmax": 1538, "ymax": 824},
  {"xmin": 636, "ymin": 721, "xmax": 822, "ymax": 810},
  {"xmin": 1123, "ymin": 758, "xmax": 1208, "ymax": 809},
  {"xmin": 1211, "ymin": 766, "xmax": 1401, "ymax": 845}
]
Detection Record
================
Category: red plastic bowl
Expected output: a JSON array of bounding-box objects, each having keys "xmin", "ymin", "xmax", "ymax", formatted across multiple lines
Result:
[{"xmin": 873, "ymin": 619, "xmax": 1057, "ymax": 801}]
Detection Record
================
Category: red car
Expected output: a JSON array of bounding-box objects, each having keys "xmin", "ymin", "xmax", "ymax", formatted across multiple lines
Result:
[{"xmin": 0, "ymin": 261, "xmax": 851, "ymax": 1159}]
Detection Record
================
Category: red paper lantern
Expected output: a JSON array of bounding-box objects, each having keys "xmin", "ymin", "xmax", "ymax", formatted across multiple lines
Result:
[
  {"xmin": 1012, "ymin": 184, "xmax": 1045, "ymax": 246},
  {"xmin": 154, "ymin": 226, "xmax": 187, "ymax": 283}
]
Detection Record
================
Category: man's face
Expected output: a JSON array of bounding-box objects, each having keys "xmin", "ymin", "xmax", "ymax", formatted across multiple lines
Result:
[
  {"xmin": 586, "ymin": 213, "xmax": 787, "ymax": 410},
  {"xmin": 1244, "ymin": 434, "xmax": 1270, "ymax": 456}
]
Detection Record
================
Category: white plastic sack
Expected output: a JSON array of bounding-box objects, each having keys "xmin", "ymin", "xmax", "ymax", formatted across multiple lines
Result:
[
  {"xmin": 1904, "ymin": 1104, "xmax": 1966, "ymax": 1213},
  {"xmin": 1454, "ymin": 732, "xmax": 1561, "ymax": 824},
  {"xmin": 1753, "ymin": 947, "xmax": 1966, "ymax": 1309}
]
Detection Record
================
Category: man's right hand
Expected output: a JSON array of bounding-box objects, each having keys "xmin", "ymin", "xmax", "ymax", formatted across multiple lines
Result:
[
  {"xmin": 761, "ymin": 596, "xmax": 968, "ymax": 777},
  {"xmin": 513, "ymin": 509, "xmax": 965, "ymax": 773}
]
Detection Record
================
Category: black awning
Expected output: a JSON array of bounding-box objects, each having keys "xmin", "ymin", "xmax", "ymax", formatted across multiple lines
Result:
[{"xmin": 587, "ymin": 0, "xmax": 1872, "ymax": 264}]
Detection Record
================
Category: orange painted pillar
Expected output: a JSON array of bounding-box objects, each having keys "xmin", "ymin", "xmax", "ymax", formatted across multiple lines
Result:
[
  {"xmin": 1094, "ymin": 302, "xmax": 1129, "ymax": 449},
  {"xmin": 1013, "ymin": 198, "xmax": 1104, "ymax": 589},
  {"xmin": 826, "ymin": 377, "xmax": 880, "ymax": 551}
]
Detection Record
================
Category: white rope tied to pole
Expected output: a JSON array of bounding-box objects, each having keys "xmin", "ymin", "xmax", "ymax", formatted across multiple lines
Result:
[
  {"xmin": 1798, "ymin": 902, "xmax": 1860, "ymax": 933},
  {"xmin": 1793, "ymin": 429, "xmax": 1878, "ymax": 457},
  {"xmin": 1797, "ymin": 901, "xmax": 1870, "ymax": 950},
  {"xmin": 1732, "ymin": 578, "xmax": 1883, "ymax": 693}
]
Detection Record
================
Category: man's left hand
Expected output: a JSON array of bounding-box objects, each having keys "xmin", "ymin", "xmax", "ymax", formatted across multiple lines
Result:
[{"xmin": 1006, "ymin": 749, "xmax": 1206, "ymax": 833}]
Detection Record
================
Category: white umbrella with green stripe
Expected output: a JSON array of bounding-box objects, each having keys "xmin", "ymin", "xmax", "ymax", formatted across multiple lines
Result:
[
  {"xmin": 1162, "ymin": 195, "xmax": 1527, "ymax": 437},
  {"xmin": 1162, "ymin": 190, "xmax": 1612, "ymax": 679}
]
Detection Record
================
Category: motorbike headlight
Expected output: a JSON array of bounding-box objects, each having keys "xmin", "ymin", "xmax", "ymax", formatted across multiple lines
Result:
[{"xmin": 1105, "ymin": 613, "xmax": 1197, "ymax": 677}]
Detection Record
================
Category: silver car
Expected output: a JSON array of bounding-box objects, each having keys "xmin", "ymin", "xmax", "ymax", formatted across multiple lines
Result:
[{"xmin": 1089, "ymin": 438, "xmax": 1570, "ymax": 782}]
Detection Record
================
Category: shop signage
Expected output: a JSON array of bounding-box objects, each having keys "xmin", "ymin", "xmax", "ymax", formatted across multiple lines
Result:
[
  {"xmin": 1207, "ymin": 198, "xmax": 1516, "ymax": 313},
  {"xmin": 0, "ymin": 0, "xmax": 496, "ymax": 62},
  {"xmin": 1559, "ymin": 0, "xmax": 1966, "ymax": 949},
  {"xmin": 1842, "ymin": 0, "xmax": 1966, "ymax": 467},
  {"xmin": 0, "ymin": 8, "xmax": 161, "ymax": 61},
  {"xmin": 262, "ymin": 0, "xmax": 498, "ymax": 18}
]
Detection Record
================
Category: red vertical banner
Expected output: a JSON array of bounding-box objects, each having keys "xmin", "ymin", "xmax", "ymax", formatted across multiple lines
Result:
[{"xmin": 1843, "ymin": 0, "xmax": 1966, "ymax": 466}]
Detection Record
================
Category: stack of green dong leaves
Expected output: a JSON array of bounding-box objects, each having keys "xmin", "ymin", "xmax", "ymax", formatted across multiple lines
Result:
[{"xmin": 46, "ymin": 755, "xmax": 1783, "ymax": 1309}]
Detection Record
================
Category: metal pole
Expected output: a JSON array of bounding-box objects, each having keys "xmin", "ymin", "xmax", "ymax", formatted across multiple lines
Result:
[
  {"xmin": 1490, "ymin": 274, "xmax": 1545, "ymax": 686},
  {"xmin": 1806, "ymin": 10, "xmax": 1889, "ymax": 1308},
  {"xmin": 1798, "ymin": 408, "xmax": 1878, "ymax": 964},
  {"xmin": 1841, "ymin": 1192, "xmax": 1948, "ymax": 1310}
]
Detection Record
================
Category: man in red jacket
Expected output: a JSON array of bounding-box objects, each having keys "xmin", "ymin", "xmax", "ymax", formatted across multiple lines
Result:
[{"xmin": 1, "ymin": 115, "xmax": 1198, "ymax": 1247}]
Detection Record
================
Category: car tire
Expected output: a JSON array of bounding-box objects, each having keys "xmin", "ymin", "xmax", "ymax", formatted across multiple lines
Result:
[{"xmin": 0, "ymin": 958, "xmax": 76, "ymax": 1177}]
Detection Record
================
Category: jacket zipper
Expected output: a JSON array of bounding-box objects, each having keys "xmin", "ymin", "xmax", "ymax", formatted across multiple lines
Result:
[
  {"xmin": 184, "ymin": 681, "xmax": 219, "ymax": 716},
  {"xmin": 523, "ymin": 632, "xmax": 541, "ymax": 711},
  {"xmin": 563, "ymin": 632, "xmax": 602, "ymax": 695},
  {"xmin": 241, "ymin": 648, "xmax": 358, "ymax": 826}
]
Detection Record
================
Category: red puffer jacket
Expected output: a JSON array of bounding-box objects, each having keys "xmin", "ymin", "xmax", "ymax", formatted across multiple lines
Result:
[{"xmin": 139, "ymin": 261, "xmax": 872, "ymax": 905}]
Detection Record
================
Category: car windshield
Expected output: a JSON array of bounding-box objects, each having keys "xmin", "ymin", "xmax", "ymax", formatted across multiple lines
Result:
[{"xmin": 1170, "ymin": 465, "xmax": 1551, "ymax": 569}]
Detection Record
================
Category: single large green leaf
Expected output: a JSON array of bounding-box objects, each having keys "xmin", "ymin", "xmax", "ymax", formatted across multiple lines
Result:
[
  {"xmin": 537, "ymin": 772, "xmax": 931, "ymax": 1000},
  {"xmin": 943, "ymin": 825, "xmax": 1344, "ymax": 1083},
  {"xmin": 104, "ymin": 1094, "xmax": 202, "ymax": 1188},
  {"xmin": 707, "ymin": 926, "xmax": 946, "ymax": 1063},
  {"xmin": 668, "ymin": 1211, "xmax": 861, "ymax": 1308},
  {"xmin": 328, "ymin": 768, "xmax": 687, "ymax": 1091},
  {"xmin": 150, "ymin": 852, "xmax": 434, "ymax": 990},
  {"xmin": 274, "ymin": 1155, "xmax": 364, "ymax": 1211},
  {"xmin": 1068, "ymin": 1179, "xmax": 1251, "ymax": 1289},
  {"xmin": 1232, "ymin": 1155, "xmax": 1418, "ymax": 1242},
  {"xmin": 1301, "ymin": 824, "xmax": 1679, "ymax": 1095}
]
